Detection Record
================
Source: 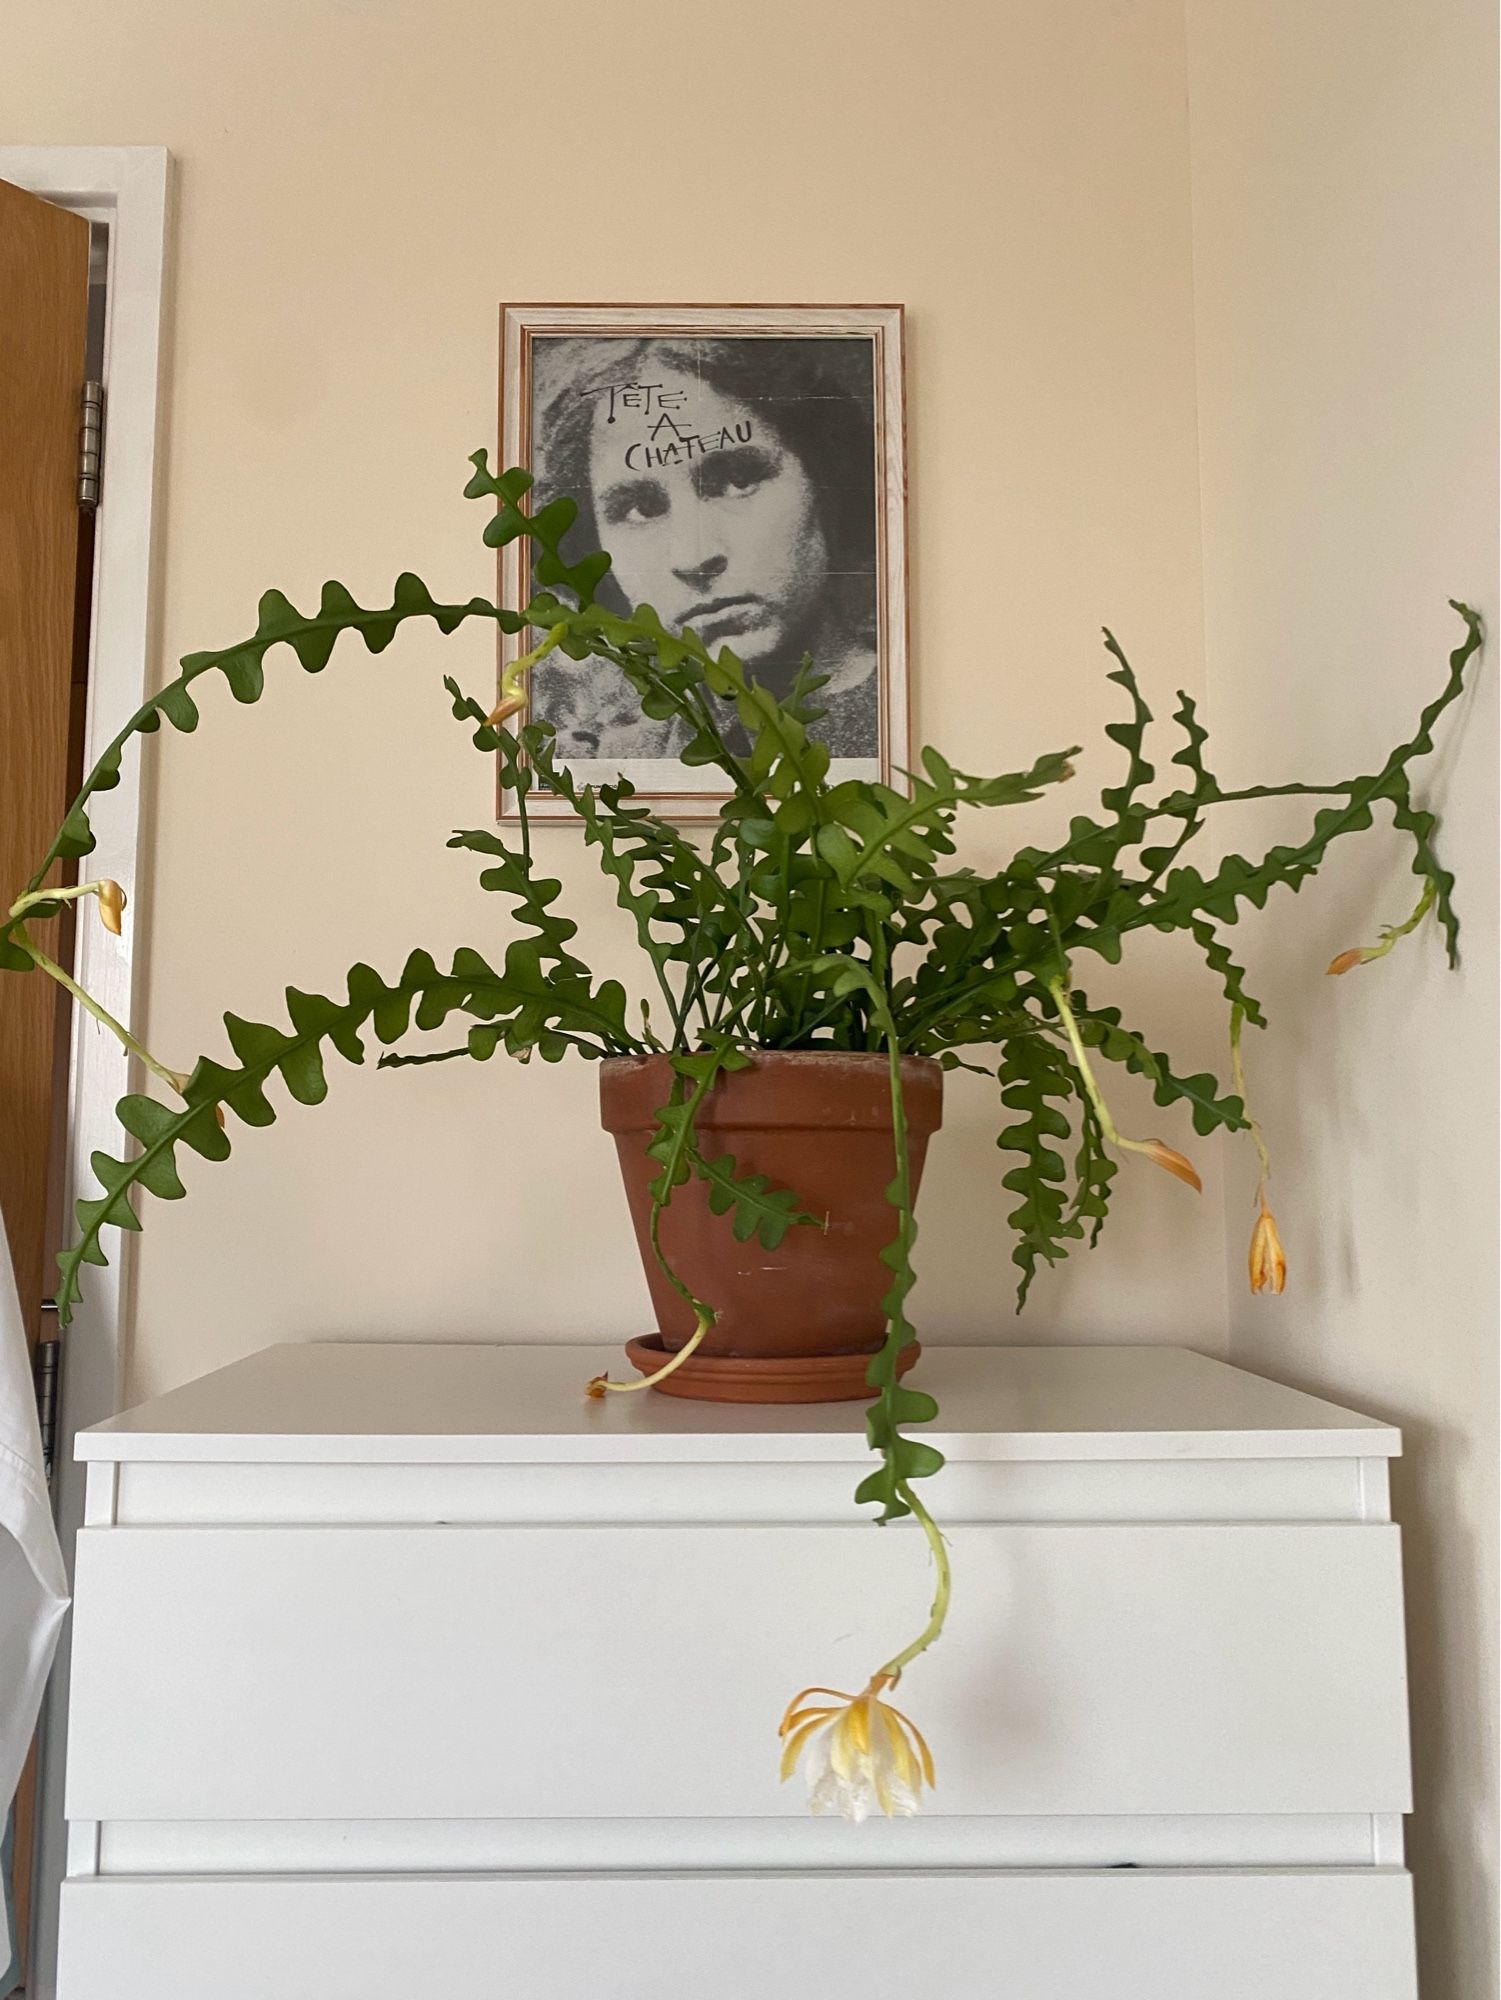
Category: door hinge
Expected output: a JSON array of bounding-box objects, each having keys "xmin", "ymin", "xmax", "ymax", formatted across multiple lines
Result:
[
  {"xmin": 34, "ymin": 1314, "xmax": 61, "ymax": 1488},
  {"xmin": 78, "ymin": 378, "xmax": 104, "ymax": 509}
]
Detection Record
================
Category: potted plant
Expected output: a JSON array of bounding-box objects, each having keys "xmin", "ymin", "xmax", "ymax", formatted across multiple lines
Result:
[{"xmin": 2, "ymin": 456, "xmax": 1480, "ymax": 1821}]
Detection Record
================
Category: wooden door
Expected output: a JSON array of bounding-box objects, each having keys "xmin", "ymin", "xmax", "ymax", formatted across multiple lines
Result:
[
  {"xmin": 0, "ymin": 171, "xmax": 91, "ymax": 1997},
  {"xmin": 0, "ymin": 175, "xmax": 89, "ymax": 1354}
]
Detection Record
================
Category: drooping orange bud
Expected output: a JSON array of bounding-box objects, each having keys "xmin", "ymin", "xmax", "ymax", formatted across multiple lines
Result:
[
  {"xmin": 1325, "ymin": 881, "xmax": 1436, "ymax": 977},
  {"xmin": 486, "ymin": 690, "xmax": 527, "ymax": 727},
  {"xmin": 585, "ymin": 1375, "xmax": 609, "ymax": 1400},
  {"xmin": 1140, "ymin": 1138, "xmax": 1203, "ymax": 1193},
  {"xmin": 98, "ymin": 880, "xmax": 126, "ymax": 935},
  {"xmin": 1248, "ymin": 1195, "xmax": 1287, "ymax": 1294}
]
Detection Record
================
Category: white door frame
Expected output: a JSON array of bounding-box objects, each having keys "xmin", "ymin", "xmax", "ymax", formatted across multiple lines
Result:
[{"xmin": 0, "ymin": 143, "xmax": 170, "ymax": 2000}]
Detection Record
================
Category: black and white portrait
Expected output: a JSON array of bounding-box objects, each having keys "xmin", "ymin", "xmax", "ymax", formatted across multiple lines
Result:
[{"xmin": 498, "ymin": 307, "xmax": 908, "ymax": 816}]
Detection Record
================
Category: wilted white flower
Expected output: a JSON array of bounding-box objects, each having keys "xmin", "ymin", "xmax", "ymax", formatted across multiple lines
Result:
[{"xmin": 779, "ymin": 1676, "xmax": 935, "ymax": 1822}]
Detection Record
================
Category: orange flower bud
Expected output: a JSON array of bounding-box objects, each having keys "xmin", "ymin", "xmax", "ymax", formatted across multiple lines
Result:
[
  {"xmin": 1248, "ymin": 1196, "xmax": 1287, "ymax": 1294},
  {"xmin": 1140, "ymin": 1138, "xmax": 1202, "ymax": 1193},
  {"xmin": 486, "ymin": 690, "xmax": 527, "ymax": 727},
  {"xmin": 1325, "ymin": 947, "xmax": 1369, "ymax": 976}
]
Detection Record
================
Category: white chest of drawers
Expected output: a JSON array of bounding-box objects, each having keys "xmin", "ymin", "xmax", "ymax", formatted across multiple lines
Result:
[{"xmin": 55, "ymin": 1341, "xmax": 1415, "ymax": 1998}]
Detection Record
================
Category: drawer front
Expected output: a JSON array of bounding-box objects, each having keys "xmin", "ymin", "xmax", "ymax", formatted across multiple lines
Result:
[
  {"xmin": 66, "ymin": 1520, "xmax": 1408, "ymax": 1820},
  {"xmin": 58, "ymin": 1869, "xmax": 1416, "ymax": 2000}
]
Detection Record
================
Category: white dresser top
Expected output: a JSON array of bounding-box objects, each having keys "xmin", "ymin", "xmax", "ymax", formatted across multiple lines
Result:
[{"xmin": 77, "ymin": 1342, "xmax": 1400, "ymax": 1466}]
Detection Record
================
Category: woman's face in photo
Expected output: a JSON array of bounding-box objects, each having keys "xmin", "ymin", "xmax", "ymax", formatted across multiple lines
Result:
[{"xmin": 586, "ymin": 363, "xmax": 829, "ymax": 665}]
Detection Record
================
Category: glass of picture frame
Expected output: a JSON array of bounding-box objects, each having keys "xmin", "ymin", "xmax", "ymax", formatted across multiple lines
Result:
[{"xmin": 496, "ymin": 302, "xmax": 909, "ymax": 820}]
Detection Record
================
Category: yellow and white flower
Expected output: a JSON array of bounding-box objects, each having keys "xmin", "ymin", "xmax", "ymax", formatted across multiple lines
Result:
[{"xmin": 779, "ymin": 1676, "xmax": 935, "ymax": 1822}]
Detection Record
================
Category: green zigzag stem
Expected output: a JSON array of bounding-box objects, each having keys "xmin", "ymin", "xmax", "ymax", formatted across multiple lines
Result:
[
  {"xmin": 648, "ymin": 1062, "xmax": 720, "ymax": 1334},
  {"xmin": 866, "ymin": 1032, "xmax": 917, "ymax": 1470},
  {"xmin": 14, "ymin": 592, "xmax": 507, "ymax": 914},
  {"xmin": 859, "ymin": 940, "xmax": 942, "ymax": 1470},
  {"xmin": 862, "ymin": 959, "xmax": 952, "ymax": 1662}
]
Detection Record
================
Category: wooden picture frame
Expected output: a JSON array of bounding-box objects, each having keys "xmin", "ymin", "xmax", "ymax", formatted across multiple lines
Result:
[{"xmin": 496, "ymin": 303, "xmax": 909, "ymax": 821}]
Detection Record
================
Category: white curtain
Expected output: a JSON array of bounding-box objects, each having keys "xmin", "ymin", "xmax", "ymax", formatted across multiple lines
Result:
[{"xmin": 0, "ymin": 1212, "xmax": 69, "ymax": 1978}]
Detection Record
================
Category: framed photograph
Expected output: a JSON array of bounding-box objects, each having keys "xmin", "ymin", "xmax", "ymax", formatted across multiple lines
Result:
[{"xmin": 496, "ymin": 303, "xmax": 909, "ymax": 819}]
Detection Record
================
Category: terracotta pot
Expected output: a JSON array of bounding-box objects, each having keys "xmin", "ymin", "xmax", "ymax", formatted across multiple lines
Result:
[{"xmin": 599, "ymin": 1051, "xmax": 943, "ymax": 1381}]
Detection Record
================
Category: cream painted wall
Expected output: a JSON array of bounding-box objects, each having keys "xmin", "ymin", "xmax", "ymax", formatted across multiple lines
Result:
[
  {"xmin": 1185, "ymin": 3, "xmax": 1499, "ymax": 1995},
  {"xmin": 11, "ymin": 0, "xmax": 1229, "ymax": 1399}
]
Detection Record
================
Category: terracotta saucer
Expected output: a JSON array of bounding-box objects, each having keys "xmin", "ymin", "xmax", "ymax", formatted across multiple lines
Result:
[{"xmin": 622, "ymin": 1334, "xmax": 922, "ymax": 1404}]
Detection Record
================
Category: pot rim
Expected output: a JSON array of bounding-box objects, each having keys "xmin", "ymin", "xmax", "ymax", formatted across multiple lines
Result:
[
  {"xmin": 599, "ymin": 1049, "xmax": 943, "ymax": 1073},
  {"xmin": 599, "ymin": 1047, "xmax": 944, "ymax": 1136}
]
